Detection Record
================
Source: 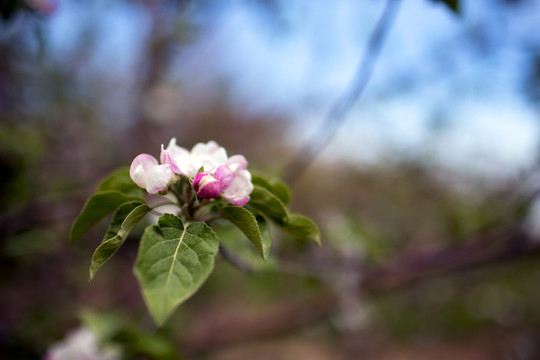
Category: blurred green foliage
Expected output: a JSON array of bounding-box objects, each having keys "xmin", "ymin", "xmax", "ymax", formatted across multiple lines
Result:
[{"xmin": 0, "ymin": 124, "xmax": 46, "ymax": 211}]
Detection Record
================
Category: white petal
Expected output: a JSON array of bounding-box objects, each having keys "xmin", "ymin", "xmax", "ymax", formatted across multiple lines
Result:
[
  {"xmin": 192, "ymin": 141, "xmax": 228, "ymax": 171},
  {"xmin": 145, "ymin": 164, "xmax": 174, "ymax": 194},
  {"xmin": 165, "ymin": 140, "xmax": 197, "ymax": 176},
  {"xmin": 130, "ymin": 154, "xmax": 158, "ymax": 189}
]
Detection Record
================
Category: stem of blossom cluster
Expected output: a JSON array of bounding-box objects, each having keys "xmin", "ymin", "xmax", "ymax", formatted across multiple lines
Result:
[
  {"xmin": 218, "ymin": 244, "xmax": 254, "ymax": 273},
  {"xmin": 151, "ymin": 202, "xmax": 179, "ymax": 210},
  {"xmin": 169, "ymin": 187, "xmax": 184, "ymax": 207},
  {"xmin": 181, "ymin": 203, "xmax": 192, "ymax": 221}
]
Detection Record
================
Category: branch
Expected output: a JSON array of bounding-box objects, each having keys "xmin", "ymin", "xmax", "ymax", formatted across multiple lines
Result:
[
  {"xmin": 285, "ymin": 0, "xmax": 402, "ymax": 184},
  {"xmin": 179, "ymin": 227, "xmax": 540, "ymax": 356},
  {"xmin": 179, "ymin": 293, "xmax": 336, "ymax": 357},
  {"xmin": 360, "ymin": 228, "xmax": 540, "ymax": 294},
  {"xmin": 218, "ymin": 243, "xmax": 255, "ymax": 273}
]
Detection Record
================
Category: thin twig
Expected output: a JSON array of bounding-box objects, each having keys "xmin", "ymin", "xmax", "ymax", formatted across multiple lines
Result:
[
  {"xmin": 285, "ymin": 0, "xmax": 402, "ymax": 183},
  {"xmin": 218, "ymin": 243, "xmax": 255, "ymax": 273}
]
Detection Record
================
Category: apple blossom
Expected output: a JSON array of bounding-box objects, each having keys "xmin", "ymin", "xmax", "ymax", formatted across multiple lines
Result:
[
  {"xmin": 132, "ymin": 139, "xmax": 253, "ymax": 205},
  {"xmin": 129, "ymin": 154, "xmax": 174, "ymax": 194}
]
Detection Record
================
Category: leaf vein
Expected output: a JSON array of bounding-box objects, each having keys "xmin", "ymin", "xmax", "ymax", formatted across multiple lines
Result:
[{"xmin": 164, "ymin": 228, "xmax": 186, "ymax": 288}]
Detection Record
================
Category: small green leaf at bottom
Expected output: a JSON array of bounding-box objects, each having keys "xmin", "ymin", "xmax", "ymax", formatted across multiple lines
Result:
[
  {"xmin": 89, "ymin": 202, "xmax": 151, "ymax": 280},
  {"xmin": 134, "ymin": 214, "xmax": 219, "ymax": 326}
]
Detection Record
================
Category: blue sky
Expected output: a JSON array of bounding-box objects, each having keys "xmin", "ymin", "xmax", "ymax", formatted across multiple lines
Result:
[{"xmin": 43, "ymin": 0, "xmax": 540, "ymax": 177}]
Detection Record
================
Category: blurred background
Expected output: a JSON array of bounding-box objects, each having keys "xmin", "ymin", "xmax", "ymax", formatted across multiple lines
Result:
[{"xmin": 3, "ymin": 0, "xmax": 540, "ymax": 358}]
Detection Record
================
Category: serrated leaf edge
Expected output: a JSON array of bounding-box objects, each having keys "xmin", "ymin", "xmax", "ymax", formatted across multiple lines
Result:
[{"xmin": 89, "ymin": 203, "xmax": 150, "ymax": 280}]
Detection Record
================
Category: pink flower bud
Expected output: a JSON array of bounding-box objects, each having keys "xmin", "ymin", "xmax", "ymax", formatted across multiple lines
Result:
[{"xmin": 193, "ymin": 172, "xmax": 222, "ymax": 199}]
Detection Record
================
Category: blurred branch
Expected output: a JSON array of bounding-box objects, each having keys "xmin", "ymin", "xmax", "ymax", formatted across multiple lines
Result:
[
  {"xmin": 179, "ymin": 225, "xmax": 540, "ymax": 356},
  {"xmin": 360, "ymin": 228, "xmax": 539, "ymax": 293},
  {"xmin": 179, "ymin": 293, "xmax": 336, "ymax": 357},
  {"xmin": 284, "ymin": 0, "xmax": 402, "ymax": 184},
  {"xmin": 218, "ymin": 243, "xmax": 255, "ymax": 273}
]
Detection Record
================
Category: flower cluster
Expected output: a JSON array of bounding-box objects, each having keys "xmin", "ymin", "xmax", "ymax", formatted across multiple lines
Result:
[{"xmin": 129, "ymin": 139, "xmax": 253, "ymax": 206}]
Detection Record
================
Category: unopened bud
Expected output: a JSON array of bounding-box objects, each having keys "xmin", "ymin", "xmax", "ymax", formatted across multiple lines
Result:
[{"xmin": 193, "ymin": 172, "xmax": 222, "ymax": 199}]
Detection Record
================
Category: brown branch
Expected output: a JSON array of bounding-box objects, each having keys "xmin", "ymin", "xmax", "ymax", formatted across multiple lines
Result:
[
  {"xmin": 179, "ymin": 294, "xmax": 337, "ymax": 357},
  {"xmin": 178, "ymin": 227, "xmax": 540, "ymax": 356},
  {"xmin": 360, "ymin": 228, "xmax": 540, "ymax": 294}
]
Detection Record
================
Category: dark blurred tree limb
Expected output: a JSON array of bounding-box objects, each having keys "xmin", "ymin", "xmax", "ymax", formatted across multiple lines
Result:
[
  {"xmin": 179, "ymin": 226, "xmax": 540, "ymax": 356},
  {"xmin": 179, "ymin": 294, "xmax": 336, "ymax": 357},
  {"xmin": 359, "ymin": 227, "xmax": 537, "ymax": 293},
  {"xmin": 285, "ymin": 0, "xmax": 402, "ymax": 184}
]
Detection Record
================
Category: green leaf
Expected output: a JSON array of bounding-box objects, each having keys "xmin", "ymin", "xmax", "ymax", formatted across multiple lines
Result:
[
  {"xmin": 97, "ymin": 167, "xmax": 143, "ymax": 196},
  {"xmin": 248, "ymin": 186, "xmax": 320, "ymax": 246},
  {"xmin": 134, "ymin": 214, "xmax": 219, "ymax": 326},
  {"xmin": 70, "ymin": 191, "xmax": 145, "ymax": 243},
  {"xmin": 251, "ymin": 175, "xmax": 291, "ymax": 205},
  {"xmin": 248, "ymin": 186, "xmax": 288, "ymax": 225},
  {"xmin": 89, "ymin": 202, "xmax": 151, "ymax": 280},
  {"xmin": 219, "ymin": 205, "xmax": 267, "ymax": 260},
  {"xmin": 281, "ymin": 213, "xmax": 321, "ymax": 245}
]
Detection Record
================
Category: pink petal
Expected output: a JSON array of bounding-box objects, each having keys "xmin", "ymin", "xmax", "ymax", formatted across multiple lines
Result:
[
  {"xmin": 223, "ymin": 194, "xmax": 250, "ymax": 207},
  {"xmin": 225, "ymin": 155, "xmax": 248, "ymax": 172},
  {"xmin": 214, "ymin": 165, "xmax": 235, "ymax": 189},
  {"xmin": 222, "ymin": 169, "xmax": 253, "ymax": 206}
]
